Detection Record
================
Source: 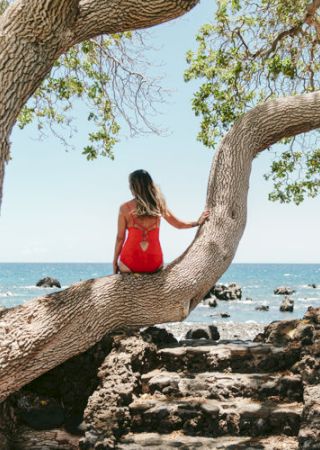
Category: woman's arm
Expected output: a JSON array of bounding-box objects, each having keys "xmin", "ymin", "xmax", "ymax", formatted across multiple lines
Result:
[
  {"xmin": 162, "ymin": 208, "xmax": 210, "ymax": 229},
  {"xmin": 113, "ymin": 206, "xmax": 127, "ymax": 274}
]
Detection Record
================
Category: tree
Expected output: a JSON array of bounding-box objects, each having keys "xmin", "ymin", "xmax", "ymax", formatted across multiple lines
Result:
[
  {"xmin": 1, "ymin": 0, "xmax": 320, "ymax": 404},
  {"xmin": 185, "ymin": 0, "xmax": 320, "ymax": 204}
]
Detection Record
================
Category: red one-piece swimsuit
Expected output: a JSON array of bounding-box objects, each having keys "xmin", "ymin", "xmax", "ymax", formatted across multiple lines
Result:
[{"xmin": 119, "ymin": 203, "xmax": 163, "ymax": 273}]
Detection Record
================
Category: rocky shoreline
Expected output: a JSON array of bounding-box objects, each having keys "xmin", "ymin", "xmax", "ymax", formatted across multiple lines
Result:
[
  {"xmin": 158, "ymin": 321, "xmax": 265, "ymax": 342},
  {"xmin": 0, "ymin": 308, "xmax": 319, "ymax": 449}
]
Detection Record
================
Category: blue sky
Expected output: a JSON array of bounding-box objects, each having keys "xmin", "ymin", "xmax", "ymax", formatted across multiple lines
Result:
[{"xmin": 0, "ymin": 0, "xmax": 319, "ymax": 263}]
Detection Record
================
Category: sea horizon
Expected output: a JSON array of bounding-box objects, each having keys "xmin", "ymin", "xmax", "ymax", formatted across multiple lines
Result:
[{"xmin": 1, "ymin": 261, "xmax": 320, "ymax": 264}]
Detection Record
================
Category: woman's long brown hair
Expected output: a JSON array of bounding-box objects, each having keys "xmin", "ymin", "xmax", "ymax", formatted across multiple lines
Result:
[{"xmin": 129, "ymin": 170, "xmax": 166, "ymax": 216}]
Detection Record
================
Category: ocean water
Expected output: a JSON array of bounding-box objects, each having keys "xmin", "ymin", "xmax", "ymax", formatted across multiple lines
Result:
[{"xmin": 0, "ymin": 263, "xmax": 319, "ymax": 326}]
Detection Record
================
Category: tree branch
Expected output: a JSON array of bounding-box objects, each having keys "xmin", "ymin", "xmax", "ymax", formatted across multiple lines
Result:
[
  {"xmin": 252, "ymin": 0, "xmax": 320, "ymax": 59},
  {"xmin": 71, "ymin": 0, "xmax": 200, "ymax": 43}
]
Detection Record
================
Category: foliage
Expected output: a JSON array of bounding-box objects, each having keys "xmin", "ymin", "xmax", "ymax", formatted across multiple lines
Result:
[
  {"xmin": 1, "ymin": 2, "xmax": 165, "ymax": 160},
  {"xmin": 185, "ymin": 0, "xmax": 320, "ymax": 204}
]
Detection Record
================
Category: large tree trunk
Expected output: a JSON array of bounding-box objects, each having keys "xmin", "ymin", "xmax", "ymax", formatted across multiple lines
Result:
[
  {"xmin": 1, "ymin": 91, "xmax": 320, "ymax": 401},
  {"xmin": 0, "ymin": 0, "xmax": 199, "ymax": 206}
]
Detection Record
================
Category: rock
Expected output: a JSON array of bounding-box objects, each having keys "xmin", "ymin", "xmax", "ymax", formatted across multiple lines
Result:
[
  {"xmin": 185, "ymin": 325, "xmax": 220, "ymax": 341},
  {"xmin": 280, "ymin": 296, "xmax": 294, "ymax": 312},
  {"xmin": 206, "ymin": 283, "xmax": 242, "ymax": 301},
  {"xmin": 274, "ymin": 286, "xmax": 295, "ymax": 295},
  {"xmin": 299, "ymin": 385, "xmax": 320, "ymax": 448},
  {"xmin": 141, "ymin": 327, "xmax": 178, "ymax": 347},
  {"xmin": 292, "ymin": 349, "xmax": 320, "ymax": 385},
  {"xmin": 118, "ymin": 433, "xmax": 300, "ymax": 449},
  {"xmin": 304, "ymin": 306, "xmax": 320, "ymax": 325},
  {"xmin": 308, "ymin": 283, "xmax": 317, "ymax": 289},
  {"xmin": 220, "ymin": 313, "xmax": 230, "ymax": 318},
  {"xmin": 147, "ymin": 373, "xmax": 180, "ymax": 395},
  {"xmin": 4, "ymin": 317, "xmax": 319, "ymax": 449},
  {"xmin": 79, "ymin": 334, "xmax": 158, "ymax": 449},
  {"xmin": 36, "ymin": 277, "xmax": 61, "ymax": 288},
  {"xmin": 255, "ymin": 305, "xmax": 269, "ymax": 311},
  {"xmin": 209, "ymin": 297, "xmax": 218, "ymax": 307},
  {"xmin": 202, "ymin": 295, "xmax": 218, "ymax": 307},
  {"xmin": 246, "ymin": 297, "xmax": 253, "ymax": 301},
  {"xmin": 254, "ymin": 319, "xmax": 315, "ymax": 347}
]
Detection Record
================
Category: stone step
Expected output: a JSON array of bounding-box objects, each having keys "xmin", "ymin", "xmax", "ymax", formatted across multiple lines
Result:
[
  {"xmin": 158, "ymin": 341, "xmax": 301, "ymax": 373},
  {"xmin": 129, "ymin": 396, "xmax": 302, "ymax": 437},
  {"xmin": 141, "ymin": 370, "xmax": 303, "ymax": 402},
  {"xmin": 118, "ymin": 432, "xmax": 299, "ymax": 449}
]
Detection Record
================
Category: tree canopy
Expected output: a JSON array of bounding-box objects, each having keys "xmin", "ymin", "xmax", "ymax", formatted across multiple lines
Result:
[
  {"xmin": 185, "ymin": 0, "xmax": 320, "ymax": 204},
  {"xmin": 0, "ymin": 1, "xmax": 165, "ymax": 161}
]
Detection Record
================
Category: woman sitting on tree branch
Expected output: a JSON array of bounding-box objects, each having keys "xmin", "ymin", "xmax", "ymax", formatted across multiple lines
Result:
[{"xmin": 113, "ymin": 169, "xmax": 209, "ymax": 274}]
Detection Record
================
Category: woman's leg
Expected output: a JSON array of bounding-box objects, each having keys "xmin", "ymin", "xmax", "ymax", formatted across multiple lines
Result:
[{"xmin": 119, "ymin": 260, "xmax": 132, "ymax": 273}]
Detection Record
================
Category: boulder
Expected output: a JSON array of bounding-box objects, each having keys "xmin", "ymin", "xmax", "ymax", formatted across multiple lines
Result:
[
  {"xmin": 220, "ymin": 312, "xmax": 230, "ymax": 318},
  {"xmin": 304, "ymin": 306, "xmax": 320, "ymax": 325},
  {"xmin": 280, "ymin": 296, "xmax": 294, "ymax": 312},
  {"xmin": 141, "ymin": 327, "xmax": 178, "ymax": 347},
  {"xmin": 254, "ymin": 319, "xmax": 315, "ymax": 347},
  {"xmin": 308, "ymin": 283, "xmax": 317, "ymax": 289},
  {"xmin": 274, "ymin": 286, "xmax": 295, "ymax": 295},
  {"xmin": 36, "ymin": 277, "xmax": 61, "ymax": 288},
  {"xmin": 202, "ymin": 296, "xmax": 218, "ymax": 307},
  {"xmin": 185, "ymin": 325, "xmax": 220, "ymax": 341},
  {"xmin": 255, "ymin": 305, "xmax": 269, "ymax": 311},
  {"xmin": 209, "ymin": 283, "xmax": 242, "ymax": 300},
  {"xmin": 299, "ymin": 385, "xmax": 320, "ymax": 448},
  {"xmin": 209, "ymin": 297, "xmax": 218, "ymax": 308}
]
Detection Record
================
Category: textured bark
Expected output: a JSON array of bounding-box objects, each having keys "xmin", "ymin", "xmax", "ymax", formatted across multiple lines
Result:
[
  {"xmin": 1, "ymin": 92, "xmax": 320, "ymax": 401},
  {"xmin": 0, "ymin": 0, "xmax": 199, "ymax": 206}
]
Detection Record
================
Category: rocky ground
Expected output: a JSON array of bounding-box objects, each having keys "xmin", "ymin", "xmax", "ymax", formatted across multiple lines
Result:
[{"xmin": 0, "ymin": 308, "xmax": 319, "ymax": 449}]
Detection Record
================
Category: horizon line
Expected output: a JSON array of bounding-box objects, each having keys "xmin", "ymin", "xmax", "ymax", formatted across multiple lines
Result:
[{"xmin": 0, "ymin": 261, "xmax": 320, "ymax": 265}]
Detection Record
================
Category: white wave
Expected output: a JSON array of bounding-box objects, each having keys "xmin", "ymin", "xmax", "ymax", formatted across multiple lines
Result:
[
  {"xmin": 241, "ymin": 300, "xmax": 257, "ymax": 304},
  {"xmin": 0, "ymin": 292, "xmax": 14, "ymax": 297},
  {"xmin": 283, "ymin": 274, "xmax": 291, "ymax": 277},
  {"xmin": 20, "ymin": 284, "xmax": 67, "ymax": 290},
  {"xmin": 243, "ymin": 285, "xmax": 261, "ymax": 288},
  {"xmin": 245, "ymin": 320, "xmax": 258, "ymax": 324},
  {"xmin": 298, "ymin": 284, "xmax": 320, "ymax": 289}
]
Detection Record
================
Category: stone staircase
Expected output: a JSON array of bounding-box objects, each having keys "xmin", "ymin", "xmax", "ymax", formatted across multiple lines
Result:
[
  {"xmin": 116, "ymin": 339, "xmax": 304, "ymax": 449},
  {"xmin": 3, "ymin": 308, "xmax": 319, "ymax": 449}
]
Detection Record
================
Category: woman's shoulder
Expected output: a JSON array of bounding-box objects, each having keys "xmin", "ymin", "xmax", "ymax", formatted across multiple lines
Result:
[{"xmin": 120, "ymin": 199, "xmax": 136, "ymax": 213}]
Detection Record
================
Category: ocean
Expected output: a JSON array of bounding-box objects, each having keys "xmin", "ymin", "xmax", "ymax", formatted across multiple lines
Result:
[{"xmin": 0, "ymin": 263, "xmax": 319, "ymax": 332}]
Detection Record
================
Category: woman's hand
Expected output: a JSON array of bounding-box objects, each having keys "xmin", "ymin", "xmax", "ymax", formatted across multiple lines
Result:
[
  {"xmin": 197, "ymin": 209, "xmax": 210, "ymax": 225},
  {"xmin": 113, "ymin": 260, "xmax": 119, "ymax": 274}
]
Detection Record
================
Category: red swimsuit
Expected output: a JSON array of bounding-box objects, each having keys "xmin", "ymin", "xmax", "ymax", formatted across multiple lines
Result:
[{"xmin": 119, "ymin": 204, "xmax": 163, "ymax": 273}]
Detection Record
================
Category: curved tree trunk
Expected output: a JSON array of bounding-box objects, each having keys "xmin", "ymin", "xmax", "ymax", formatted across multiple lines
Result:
[{"xmin": 1, "ymin": 91, "xmax": 320, "ymax": 401}]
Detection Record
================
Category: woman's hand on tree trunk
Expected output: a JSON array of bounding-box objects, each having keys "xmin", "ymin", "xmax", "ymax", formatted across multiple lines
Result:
[{"xmin": 197, "ymin": 209, "xmax": 210, "ymax": 225}]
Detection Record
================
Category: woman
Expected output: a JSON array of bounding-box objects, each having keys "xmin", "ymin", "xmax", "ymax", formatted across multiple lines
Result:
[{"xmin": 113, "ymin": 169, "xmax": 210, "ymax": 274}]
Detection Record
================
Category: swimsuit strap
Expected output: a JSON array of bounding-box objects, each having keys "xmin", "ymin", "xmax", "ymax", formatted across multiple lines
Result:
[{"xmin": 126, "ymin": 203, "xmax": 159, "ymax": 230}]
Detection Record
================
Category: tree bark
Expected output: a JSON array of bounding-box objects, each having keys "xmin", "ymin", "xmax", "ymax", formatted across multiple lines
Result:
[
  {"xmin": 1, "ymin": 91, "xmax": 320, "ymax": 401},
  {"xmin": 0, "ymin": 0, "xmax": 199, "ymax": 206}
]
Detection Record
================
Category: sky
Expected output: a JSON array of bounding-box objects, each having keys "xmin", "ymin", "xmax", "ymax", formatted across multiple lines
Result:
[{"xmin": 0, "ymin": 0, "xmax": 319, "ymax": 263}]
